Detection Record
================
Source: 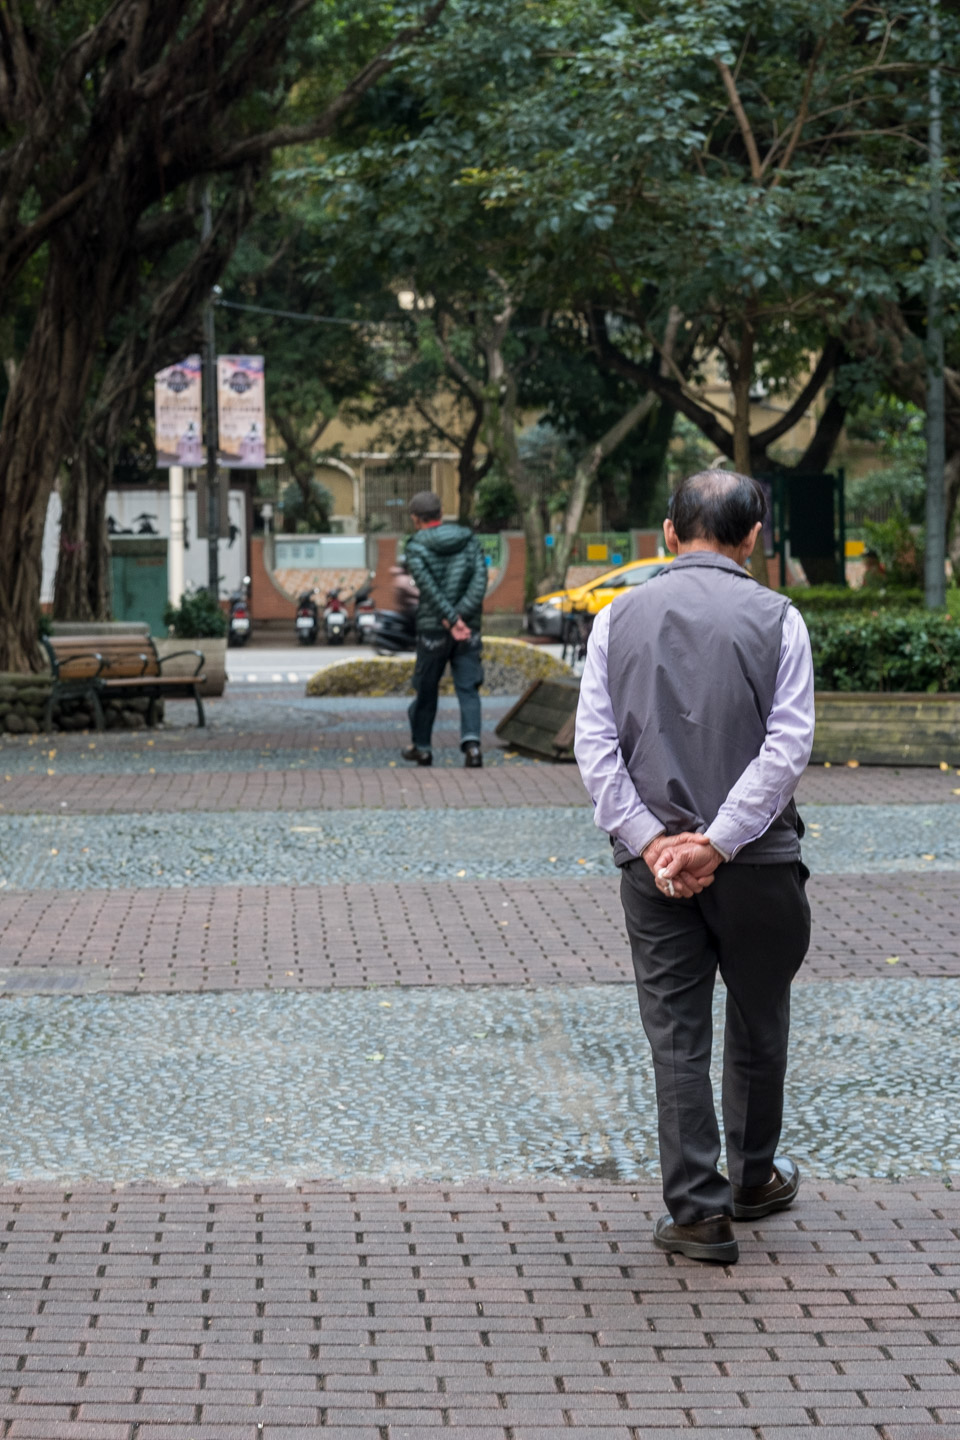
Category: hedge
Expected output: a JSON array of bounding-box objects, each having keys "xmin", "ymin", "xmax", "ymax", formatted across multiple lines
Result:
[
  {"xmin": 784, "ymin": 584, "xmax": 923, "ymax": 613},
  {"xmin": 807, "ymin": 610, "xmax": 960, "ymax": 693}
]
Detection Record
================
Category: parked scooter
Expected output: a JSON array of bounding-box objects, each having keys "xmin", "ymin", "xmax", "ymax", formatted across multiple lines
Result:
[
  {"xmin": 295, "ymin": 589, "xmax": 320, "ymax": 645},
  {"xmin": 227, "ymin": 576, "xmax": 252, "ymax": 647},
  {"xmin": 322, "ymin": 582, "xmax": 348, "ymax": 645},
  {"xmin": 373, "ymin": 562, "xmax": 418, "ymax": 653},
  {"xmin": 348, "ymin": 573, "xmax": 377, "ymax": 644}
]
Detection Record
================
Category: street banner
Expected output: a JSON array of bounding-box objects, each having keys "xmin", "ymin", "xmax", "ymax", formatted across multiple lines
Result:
[
  {"xmin": 154, "ymin": 356, "xmax": 203, "ymax": 467},
  {"xmin": 217, "ymin": 354, "xmax": 266, "ymax": 468}
]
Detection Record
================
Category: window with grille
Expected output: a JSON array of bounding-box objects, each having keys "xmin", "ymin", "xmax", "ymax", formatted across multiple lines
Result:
[{"xmin": 362, "ymin": 462, "xmax": 435, "ymax": 532}]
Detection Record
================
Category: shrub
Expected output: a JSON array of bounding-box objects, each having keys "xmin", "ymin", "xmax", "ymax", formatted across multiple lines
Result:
[
  {"xmin": 785, "ymin": 585, "xmax": 923, "ymax": 613},
  {"xmin": 807, "ymin": 610, "xmax": 960, "ymax": 693},
  {"xmin": 306, "ymin": 638, "xmax": 571, "ymax": 697},
  {"xmin": 163, "ymin": 588, "xmax": 227, "ymax": 638}
]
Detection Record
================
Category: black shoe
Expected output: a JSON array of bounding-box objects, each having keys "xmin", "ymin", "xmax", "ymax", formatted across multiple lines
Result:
[
  {"xmin": 732, "ymin": 1156, "xmax": 800, "ymax": 1219},
  {"xmin": 401, "ymin": 744, "xmax": 432, "ymax": 766},
  {"xmin": 462, "ymin": 744, "xmax": 482, "ymax": 769},
  {"xmin": 653, "ymin": 1214, "xmax": 739, "ymax": 1264}
]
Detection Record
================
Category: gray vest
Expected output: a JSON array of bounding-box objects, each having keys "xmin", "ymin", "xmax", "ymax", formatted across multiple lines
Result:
[{"xmin": 606, "ymin": 551, "xmax": 801, "ymax": 867}]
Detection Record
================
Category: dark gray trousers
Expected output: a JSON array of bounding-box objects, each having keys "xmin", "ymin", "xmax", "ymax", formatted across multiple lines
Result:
[{"xmin": 620, "ymin": 858, "xmax": 811, "ymax": 1225}]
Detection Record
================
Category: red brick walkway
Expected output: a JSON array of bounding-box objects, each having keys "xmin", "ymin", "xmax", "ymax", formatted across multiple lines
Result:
[
  {"xmin": 1, "ymin": 874, "xmax": 958, "ymax": 993},
  {"xmin": 2, "ymin": 762, "xmax": 959, "ymax": 815},
  {"xmin": 0, "ymin": 1179, "xmax": 957, "ymax": 1439}
]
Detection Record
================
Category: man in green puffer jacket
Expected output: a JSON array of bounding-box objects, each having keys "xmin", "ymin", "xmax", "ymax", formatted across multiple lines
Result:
[{"xmin": 401, "ymin": 490, "xmax": 489, "ymax": 768}]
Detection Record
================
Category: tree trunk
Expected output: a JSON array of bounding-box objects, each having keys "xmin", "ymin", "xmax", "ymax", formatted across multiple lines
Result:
[
  {"xmin": 53, "ymin": 438, "xmax": 113, "ymax": 623},
  {"xmin": 457, "ymin": 405, "xmax": 488, "ymax": 525},
  {"xmin": 728, "ymin": 323, "xmax": 771, "ymax": 587},
  {"xmin": 0, "ymin": 233, "xmax": 109, "ymax": 671},
  {"xmin": 542, "ymin": 393, "xmax": 657, "ymax": 593}
]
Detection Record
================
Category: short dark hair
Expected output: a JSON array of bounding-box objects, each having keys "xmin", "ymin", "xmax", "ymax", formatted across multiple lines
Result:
[
  {"xmin": 668, "ymin": 469, "xmax": 766, "ymax": 546},
  {"xmin": 409, "ymin": 490, "xmax": 443, "ymax": 521}
]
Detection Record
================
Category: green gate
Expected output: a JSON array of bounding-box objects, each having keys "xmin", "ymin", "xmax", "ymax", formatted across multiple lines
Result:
[{"xmin": 110, "ymin": 537, "xmax": 169, "ymax": 635}]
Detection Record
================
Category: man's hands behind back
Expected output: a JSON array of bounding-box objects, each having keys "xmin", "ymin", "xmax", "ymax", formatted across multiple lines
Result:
[{"xmin": 643, "ymin": 833, "xmax": 724, "ymax": 899}]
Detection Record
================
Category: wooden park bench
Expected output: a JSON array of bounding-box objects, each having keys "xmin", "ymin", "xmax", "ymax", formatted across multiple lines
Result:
[{"xmin": 41, "ymin": 634, "xmax": 207, "ymax": 731}]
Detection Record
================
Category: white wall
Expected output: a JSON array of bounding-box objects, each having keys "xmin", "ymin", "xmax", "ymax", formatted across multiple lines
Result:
[{"xmin": 41, "ymin": 486, "xmax": 248, "ymax": 604}]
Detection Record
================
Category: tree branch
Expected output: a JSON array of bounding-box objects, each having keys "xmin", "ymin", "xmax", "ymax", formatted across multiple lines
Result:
[
  {"xmin": 796, "ymin": 391, "xmax": 847, "ymax": 472},
  {"xmin": 751, "ymin": 341, "xmax": 840, "ymax": 449},
  {"xmin": 210, "ymin": 0, "xmax": 449, "ymax": 169},
  {"xmin": 765, "ymin": 38, "xmax": 825, "ymax": 184},
  {"xmin": 715, "ymin": 59, "xmax": 763, "ymax": 181},
  {"xmin": 589, "ymin": 308, "xmax": 734, "ymax": 459}
]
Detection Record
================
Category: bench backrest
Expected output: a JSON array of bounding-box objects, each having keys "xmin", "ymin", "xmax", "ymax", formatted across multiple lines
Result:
[{"xmin": 44, "ymin": 634, "xmax": 160, "ymax": 679}]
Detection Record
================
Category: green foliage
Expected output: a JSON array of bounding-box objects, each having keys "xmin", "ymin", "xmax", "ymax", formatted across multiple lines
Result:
[
  {"xmin": 785, "ymin": 585, "xmax": 923, "ymax": 613},
  {"xmin": 474, "ymin": 473, "xmax": 519, "ymax": 529},
  {"xmin": 862, "ymin": 511, "xmax": 925, "ymax": 588},
  {"xmin": 846, "ymin": 399, "xmax": 926, "ymax": 524},
  {"xmin": 279, "ymin": 479, "xmax": 334, "ymax": 534},
  {"xmin": 163, "ymin": 589, "xmax": 227, "ymax": 639},
  {"xmin": 808, "ymin": 611, "xmax": 960, "ymax": 694}
]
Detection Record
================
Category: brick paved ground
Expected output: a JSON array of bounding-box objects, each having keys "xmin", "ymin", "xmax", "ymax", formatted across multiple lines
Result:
[
  {"xmin": 1, "ymin": 874, "xmax": 959, "ymax": 993},
  {"xmin": 0, "ymin": 764, "xmax": 583, "ymax": 815},
  {"xmin": 3, "ymin": 694, "xmax": 960, "ymax": 1435},
  {"xmin": 2, "ymin": 761, "xmax": 960, "ymax": 815},
  {"xmin": 0, "ymin": 1180, "xmax": 958, "ymax": 1439}
]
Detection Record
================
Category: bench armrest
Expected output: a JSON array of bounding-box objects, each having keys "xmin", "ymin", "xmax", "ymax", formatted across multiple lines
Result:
[
  {"xmin": 157, "ymin": 649, "xmax": 205, "ymax": 677},
  {"xmin": 55, "ymin": 650, "xmax": 106, "ymax": 678}
]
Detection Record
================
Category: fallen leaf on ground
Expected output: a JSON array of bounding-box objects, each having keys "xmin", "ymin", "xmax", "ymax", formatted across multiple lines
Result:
[
  {"xmin": 846, "ymin": 759, "xmax": 859, "ymax": 768},
  {"xmin": 886, "ymin": 956, "xmax": 900, "ymax": 965}
]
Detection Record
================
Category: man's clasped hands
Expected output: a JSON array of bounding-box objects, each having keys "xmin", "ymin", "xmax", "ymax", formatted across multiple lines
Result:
[{"xmin": 642, "ymin": 832, "xmax": 725, "ymax": 899}]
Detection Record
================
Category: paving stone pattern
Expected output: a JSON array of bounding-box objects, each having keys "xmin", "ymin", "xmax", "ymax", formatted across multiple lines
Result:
[
  {"xmin": 1, "ymin": 874, "xmax": 959, "ymax": 994},
  {"xmin": 0, "ymin": 1181, "xmax": 959, "ymax": 1439},
  {"xmin": 0, "ymin": 979, "xmax": 958, "ymax": 1186},
  {"xmin": 2, "ymin": 802, "xmax": 960, "ymax": 893},
  {"xmin": 0, "ymin": 763, "xmax": 582, "ymax": 815}
]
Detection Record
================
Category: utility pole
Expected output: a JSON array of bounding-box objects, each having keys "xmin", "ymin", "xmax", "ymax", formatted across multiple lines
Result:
[
  {"xmin": 925, "ymin": 0, "xmax": 946, "ymax": 609},
  {"xmin": 201, "ymin": 185, "xmax": 220, "ymax": 599}
]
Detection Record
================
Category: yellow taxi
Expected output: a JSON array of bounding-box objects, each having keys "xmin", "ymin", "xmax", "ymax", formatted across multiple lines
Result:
[{"xmin": 524, "ymin": 555, "xmax": 672, "ymax": 637}]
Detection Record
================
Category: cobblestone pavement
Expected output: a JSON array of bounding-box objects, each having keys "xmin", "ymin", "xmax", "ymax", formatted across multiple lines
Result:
[
  {"xmin": 2, "ymin": 803, "xmax": 960, "ymax": 890},
  {"xmin": 1, "ymin": 687, "xmax": 959, "ymax": 1437},
  {"xmin": 0, "ymin": 979, "xmax": 958, "ymax": 1186}
]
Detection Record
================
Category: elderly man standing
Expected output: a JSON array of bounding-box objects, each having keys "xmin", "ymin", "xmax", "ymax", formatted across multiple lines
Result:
[{"xmin": 575, "ymin": 470, "xmax": 815, "ymax": 1265}]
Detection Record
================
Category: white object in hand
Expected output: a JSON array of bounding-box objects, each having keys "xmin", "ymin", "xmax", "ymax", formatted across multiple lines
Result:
[{"xmin": 657, "ymin": 868, "xmax": 676, "ymax": 897}]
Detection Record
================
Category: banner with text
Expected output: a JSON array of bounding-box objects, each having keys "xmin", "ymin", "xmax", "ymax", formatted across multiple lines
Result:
[
  {"xmin": 217, "ymin": 355, "xmax": 266, "ymax": 468},
  {"xmin": 154, "ymin": 356, "xmax": 203, "ymax": 468}
]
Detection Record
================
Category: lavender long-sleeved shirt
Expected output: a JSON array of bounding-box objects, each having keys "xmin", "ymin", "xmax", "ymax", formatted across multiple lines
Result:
[{"xmin": 574, "ymin": 595, "xmax": 815, "ymax": 861}]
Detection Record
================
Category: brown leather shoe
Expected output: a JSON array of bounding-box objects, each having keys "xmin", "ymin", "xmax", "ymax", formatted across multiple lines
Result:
[
  {"xmin": 732, "ymin": 1156, "xmax": 800, "ymax": 1219},
  {"xmin": 401, "ymin": 744, "xmax": 432, "ymax": 766},
  {"xmin": 653, "ymin": 1214, "xmax": 739, "ymax": 1264}
]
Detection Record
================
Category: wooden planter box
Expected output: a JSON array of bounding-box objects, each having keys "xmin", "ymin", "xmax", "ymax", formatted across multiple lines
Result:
[{"xmin": 812, "ymin": 692, "xmax": 960, "ymax": 766}]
